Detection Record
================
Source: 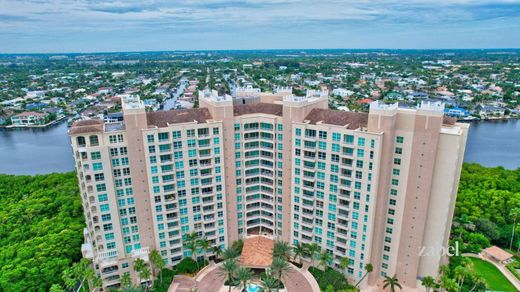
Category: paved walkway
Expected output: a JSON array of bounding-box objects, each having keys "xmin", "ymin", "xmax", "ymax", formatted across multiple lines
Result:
[
  {"xmin": 463, "ymin": 252, "xmax": 520, "ymax": 290},
  {"xmin": 170, "ymin": 262, "xmax": 320, "ymax": 292}
]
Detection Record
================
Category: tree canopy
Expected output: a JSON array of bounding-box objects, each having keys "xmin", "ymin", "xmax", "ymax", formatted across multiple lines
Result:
[{"xmin": 0, "ymin": 172, "xmax": 84, "ymax": 291}]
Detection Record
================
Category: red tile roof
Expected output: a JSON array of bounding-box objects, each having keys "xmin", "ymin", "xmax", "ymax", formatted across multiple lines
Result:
[
  {"xmin": 239, "ymin": 236, "xmax": 275, "ymax": 268},
  {"xmin": 69, "ymin": 119, "xmax": 104, "ymax": 135},
  {"xmin": 304, "ymin": 108, "xmax": 368, "ymax": 129},
  {"xmin": 146, "ymin": 108, "xmax": 212, "ymax": 127},
  {"xmin": 234, "ymin": 103, "xmax": 283, "ymax": 117}
]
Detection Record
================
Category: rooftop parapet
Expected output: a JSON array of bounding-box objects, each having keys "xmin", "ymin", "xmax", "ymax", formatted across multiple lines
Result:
[
  {"xmin": 369, "ymin": 101, "xmax": 398, "ymax": 111},
  {"xmin": 120, "ymin": 94, "xmax": 144, "ymax": 110},
  {"xmin": 419, "ymin": 100, "xmax": 445, "ymax": 112},
  {"xmin": 199, "ymin": 89, "xmax": 232, "ymax": 103},
  {"xmin": 274, "ymin": 87, "xmax": 292, "ymax": 94},
  {"xmin": 233, "ymin": 85, "xmax": 261, "ymax": 97},
  {"xmin": 283, "ymin": 89, "xmax": 328, "ymax": 104}
]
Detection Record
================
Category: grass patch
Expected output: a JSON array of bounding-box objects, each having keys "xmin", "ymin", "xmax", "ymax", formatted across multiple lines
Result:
[{"xmin": 467, "ymin": 257, "xmax": 516, "ymax": 291}]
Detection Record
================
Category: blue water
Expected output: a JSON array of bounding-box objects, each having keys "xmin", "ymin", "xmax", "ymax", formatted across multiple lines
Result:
[{"xmin": 0, "ymin": 119, "xmax": 518, "ymax": 175}]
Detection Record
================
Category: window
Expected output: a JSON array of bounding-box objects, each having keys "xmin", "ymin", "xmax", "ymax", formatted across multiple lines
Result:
[
  {"xmin": 147, "ymin": 134, "xmax": 154, "ymax": 143},
  {"xmin": 158, "ymin": 132, "xmax": 169, "ymax": 141},
  {"xmin": 393, "ymin": 158, "xmax": 401, "ymax": 165},
  {"xmin": 91, "ymin": 151, "xmax": 101, "ymax": 160},
  {"xmin": 93, "ymin": 163, "xmax": 103, "ymax": 171},
  {"xmin": 392, "ymin": 169, "xmax": 400, "ymax": 176},
  {"xmin": 396, "ymin": 136, "xmax": 404, "ymax": 143},
  {"xmin": 89, "ymin": 135, "xmax": 99, "ymax": 146},
  {"xmin": 395, "ymin": 147, "xmax": 402, "ymax": 155}
]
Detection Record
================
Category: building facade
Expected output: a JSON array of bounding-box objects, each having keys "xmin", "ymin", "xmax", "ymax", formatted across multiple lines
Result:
[{"xmin": 69, "ymin": 88, "xmax": 468, "ymax": 290}]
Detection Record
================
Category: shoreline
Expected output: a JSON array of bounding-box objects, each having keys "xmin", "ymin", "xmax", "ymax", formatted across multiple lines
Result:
[{"xmin": 0, "ymin": 115, "xmax": 67, "ymax": 129}]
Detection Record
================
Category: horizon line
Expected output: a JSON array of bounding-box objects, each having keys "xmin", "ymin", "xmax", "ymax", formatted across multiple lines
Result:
[{"xmin": 1, "ymin": 47, "xmax": 520, "ymax": 56}]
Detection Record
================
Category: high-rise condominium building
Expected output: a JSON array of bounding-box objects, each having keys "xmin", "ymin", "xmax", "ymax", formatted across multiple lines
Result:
[{"xmin": 70, "ymin": 87, "xmax": 468, "ymax": 290}]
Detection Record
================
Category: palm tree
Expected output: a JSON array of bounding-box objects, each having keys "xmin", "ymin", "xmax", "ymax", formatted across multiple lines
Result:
[
  {"xmin": 304, "ymin": 243, "xmax": 320, "ymax": 267},
  {"xmin": 236, "ymin": 267, "xmax": 253, "ymax": 292},
  {"xmin": 219, "ymin": 258, "xmax": 239, "ymax": 292},
  {"xmin": 222, "ymin": 247, "xmax": 240, "ymax": 260},
  {"xmin": 139, "ymin": 266, "xmax": 151, "ymax": 292},
  {"xmin": 421, "ymin": 276, "xmax": 436, "ymax": 292},
  {"xmin": 133, "ymin": 258, "xmax": 146, "ymax": 286},
  {"xmin": 270, "ymin": 257, "xmax": 291, "ymax": 288},
  {"xmin": 212, "ymin": 246, "xmax": 223, "ymax": 261},
  {"xmin": 90, "ymin": 276, "xmax": 102, "ymax": 292},
  {"xmin": 149, "ymin": 249, "xmax": 166, "ymax": 284},
  {"xmin": 440, "ymin": 276, "xmax": 458, "ymax": 292},
  {"xmin": 184, "ymin": 232, "xmax": 200, "ymax": 260},
  {"xmin": 383, "ymin": 275, "xmax": 402, "ymax": 292},
  {"xmin": 198, "ymin": 238, "xmax": 211, "ymax": 265},
  {"xmin": 318, "ymin": 251, "xmax": 332, "ymax": 270},
  {"xmin": 121, "ymin": 272, "xmax": 132, "ymax": 288},
  {"xmin": 292, "ymin": 243, "xmax": 307, "ymax": 265},
  {"xmin": 453, "ymin": 266, "xmax": 467, "ymax": 291},
  {"xmin": 273, "ymin": 241, "xmax": 291, "ymax": 261},
  {"xmin": 339, "ymin": 257, "xmax": 350, "ymax": 277},
  {"xmin": 469, "ymin": 275, "xmax": 486, "ymax": 292},
  {"xmin": 261, "ymin": 275, "xmax": 279, "ymax": 292},
  {"xmin": 354, "ymin": 263, "xmax": 373, "ymax": 288}
]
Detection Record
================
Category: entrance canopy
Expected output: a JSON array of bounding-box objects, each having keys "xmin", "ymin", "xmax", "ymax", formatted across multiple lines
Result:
[{"xmin": 239, "ymin": 235, "xmax": 275, "ymax": 269}]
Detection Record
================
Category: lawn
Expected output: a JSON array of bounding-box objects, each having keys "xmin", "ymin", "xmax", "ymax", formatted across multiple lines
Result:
[{"xmin": 467, "ymin": 257, "xmax": 516, "ymax": 291}]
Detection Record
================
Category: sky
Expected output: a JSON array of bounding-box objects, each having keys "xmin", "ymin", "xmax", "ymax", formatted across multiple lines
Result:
[{"xmin": 1, "ymin": 0, "xmax": 520, "ymax": 53}]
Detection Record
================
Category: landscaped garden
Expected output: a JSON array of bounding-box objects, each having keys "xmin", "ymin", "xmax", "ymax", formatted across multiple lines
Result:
[{"xmin": 467, "ymin": 257, "xmax": 516, "ymax": 291}]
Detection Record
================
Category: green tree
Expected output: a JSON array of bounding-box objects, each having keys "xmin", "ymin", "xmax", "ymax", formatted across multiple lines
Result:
[
  {"xmin": 236, "ymin": 267, "xmax": 253, "ymax": 291},
  {"xmin": 270, "ymin": 257, "xmax": 291, "ymax": 288},
  {"xmin": 292, "ymin": 243, "xmax": 307, "ymax": 265},
  {"xmin": 222, "ymin": 247, "xmax": 240, "ymax": 261},
  {"xmin": 133, "ymin": 258, "xmax": 147, "ymax": 286},
  {"xmin": 355, "ymin": 263, "xmax": 373, "ymax": 288},
  {"xmin": 339, "ymin": 257, "xmax": 350, "ymax": 277},
  {"xmin": 421, "ymin": 276, "xmax": 436, "ymax": 292},
  {"xmin": 219, "ymin": 259, "xmax": 238, "ymax": 292},
  {"xmin": 197, "ymin": 238, "xmax": 211, "ymax": 264},
  {"xmin": 318, "ymin": 251, "xmax": 332, "ymax": 270},
  {"xmin": 383, "ymin": 275, "xmax": 402, "ymax": 292},
  {"xmin": 184, "ymin": 232, "xmax": 200, "ymax": 261},
  {"xmin": 304, "ymin": 243, "xmax": 320, "ymax": 267},
  {"xmin": 49, "ymin": 284, "xmax": 66, "ymax": 292},
  {"xmin": 120, "ymin": 272, "xmax": 132, "ymax": 288},
  {"xmin": 273, "ymin": 241, "xmax": 291, "ymax": 261},
  {"xmin": 261, "ymin": 275, "xmax": 279, "ymax": 292},
  {"xmin": 149, "ymin": 249, "xmax": 166, "ymax": 284}
]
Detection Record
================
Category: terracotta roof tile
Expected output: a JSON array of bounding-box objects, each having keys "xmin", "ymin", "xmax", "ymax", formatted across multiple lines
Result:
[
  {"xmin": 304, "ymin": 108, "xmax": 368, "ymax": 129},
  {"xmin": 483, "ymin": 245, "xmax": 513, "ymax": 261},
  {"xmin": 69, "ymin": 119, "xmax": 104, "ymax": 135},
  {"xmin": 234, "ymin": 103, "xmax": 283, "ymax": 117},
  {"xmin": 146, "ymin": 108, "xmax": 212, "ymax": 127},
  {"xmin": 239, "ymin": 236, "xmax": 275, "ymax": 268}
]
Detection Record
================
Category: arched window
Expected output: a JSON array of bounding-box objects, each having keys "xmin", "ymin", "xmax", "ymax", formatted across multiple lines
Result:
[{"xmin": 77, "ymin": 136, "xmax": 86, "ymax": 147}]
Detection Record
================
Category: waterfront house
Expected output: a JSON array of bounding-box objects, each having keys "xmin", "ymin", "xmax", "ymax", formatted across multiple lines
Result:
[
  {"xmin": 11, "ymin": 111, "xmax": 48, "ymax": 126},
  {"xmin": 444, "ymin": 107, "xmax": 470, "ymax": 118}
]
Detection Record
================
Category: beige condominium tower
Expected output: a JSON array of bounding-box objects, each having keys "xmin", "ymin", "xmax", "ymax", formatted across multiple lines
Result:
[{"xmin": 69, "ymin": 87, "xmax": 468, "ymax": 290}]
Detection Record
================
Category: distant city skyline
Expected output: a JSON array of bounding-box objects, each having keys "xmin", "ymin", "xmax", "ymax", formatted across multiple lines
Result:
[{"xmin": 1, "ymin": 0, "xmax": 520, "ymax": 53}]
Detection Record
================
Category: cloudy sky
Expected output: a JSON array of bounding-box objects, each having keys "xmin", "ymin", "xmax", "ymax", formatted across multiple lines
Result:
[{"xmin": 1, "ymin": 0, "xmax": 519, "ymax": 53}]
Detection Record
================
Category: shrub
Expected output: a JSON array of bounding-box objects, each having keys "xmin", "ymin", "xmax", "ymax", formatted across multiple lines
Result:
[
  {"xmin": 175, "ymin": 258, "xmax": 198, "ymax": 274},
  {"xmin": 309, "ymin": 267, "xmax": 353, "ymax": 291},
  {"xmin": 152, "ymin": 268, "xmax": 176, "ymax": 292}
]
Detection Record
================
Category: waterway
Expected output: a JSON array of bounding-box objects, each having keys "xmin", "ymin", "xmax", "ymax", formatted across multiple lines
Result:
[{"xmin": 0, "ymin": 119, "xmax": 518, "ymax": 175}]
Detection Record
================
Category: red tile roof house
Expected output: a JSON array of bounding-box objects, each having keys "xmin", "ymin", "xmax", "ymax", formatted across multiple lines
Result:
[{"xmin": 10, "ymin": 111, "xmax": 49, "ymax": 126}]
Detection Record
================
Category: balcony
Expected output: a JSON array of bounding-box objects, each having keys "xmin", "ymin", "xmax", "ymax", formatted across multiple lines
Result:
[{"xmin": 131, "ymin": 247, "xmax": 150, "ymax": 261}]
